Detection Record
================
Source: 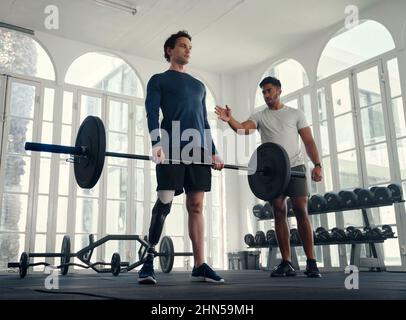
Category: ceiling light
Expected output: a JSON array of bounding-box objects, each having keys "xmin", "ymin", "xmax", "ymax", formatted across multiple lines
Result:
[
  {"xmin": 0, "ymin": 21, "xmax": 34, "ymax": 35},
  {"xmin": 93, "ymin": 0, "xmax": 138, "ymax": 15}
]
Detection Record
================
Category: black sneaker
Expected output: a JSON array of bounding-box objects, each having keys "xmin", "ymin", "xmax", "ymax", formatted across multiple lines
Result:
[
  {"xmin": 191, "ymin": 263, "xmax": 225, "ymax": 283},
  {"xmin": 304, "ymin": 259, "xmax": 322, "ymax": 278},
  {"xmin": 138, "ymin": 255, "xmax": 157, "ymax": 284},
  {"xmin": 270, "ymin": 260, "xmax": 296, "ymax": 277}
]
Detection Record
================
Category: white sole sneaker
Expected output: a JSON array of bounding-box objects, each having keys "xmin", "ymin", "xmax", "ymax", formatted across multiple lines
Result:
[
  {"xmin": 191, "ymin": 276, "xmax": 225, "ymax": 284},
  {"xmin": 138, "ymin": 276, "xmax": 157, "ymax": 284}
]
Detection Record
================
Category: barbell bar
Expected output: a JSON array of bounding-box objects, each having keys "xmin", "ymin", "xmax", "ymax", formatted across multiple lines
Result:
[{"xmin": 25, "ymin": 116, "xmax": 305, "ymax": 201}]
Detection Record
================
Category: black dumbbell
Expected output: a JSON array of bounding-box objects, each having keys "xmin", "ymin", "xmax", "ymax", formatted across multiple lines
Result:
[
  {"xmin": 263, "ymin": 202, "xmax": 274, "ymax": 219},
  {"xmin": 266, "ymin": 229, "xmax": 277, "ymax": 245},
  {"xmin": 290, "ymin": 228, "xmax": 301, "ymax": 245},
  {"xmin": 330, "ymin": 227, "xmax": 347, "ymax": 242},
  {"xmin": 244, "ymin": 234, "xmax": 255, "ymax": 247},
  {"xmin": 371, "ymin": 186, "xmax": 392, "ymax": 204},
  {"xmin": 315, "ymin": 227, "xmax": 331, "ymax": 243},
  {"xmin": 310, "ymin": 194, "xmax": 327, "ymax": 212},
  {"xmin": 252, "ymin": 204, "xmax": 264, "ymax": 219},
  {"xmin": 255, "ymin": 231, "xmax": 267, "ymax": 246},
  {"xmin": 354, "ymin": 188, "xmax": 375, "ymax": 206},
  {"xmin": 324, "ymin": 192, "xmax": 343, "ymax": 211},
  {"xmin": 388, "ymin": 184, "xmax": 404, "ymax": 202},
  {"xmin": 345, "ymin": 226, "xmax": 363, "ymax": 241},
  {"xmin": 382, "ymin": 225, "xmax": 395, "ymax": 238},
  {"xmin": 339, "ymin": 190, "xmax": 358, "ymax": 209},
  {"xmin": 363, "ymin": 226, "xmax": 384, "ymax": 240},
  {"xmin": 371, "ymin": 227, "xmax": 384, "ymax": 240},
  {"xmin": 307, "ymin": 197, "xmax": 315, "ymax": 214}
]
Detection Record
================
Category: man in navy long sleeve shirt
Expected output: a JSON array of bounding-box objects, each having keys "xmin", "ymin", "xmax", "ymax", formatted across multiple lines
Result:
[{"xmin": 138, "ymin": 30, "xmax": 225, "ymax": 285}]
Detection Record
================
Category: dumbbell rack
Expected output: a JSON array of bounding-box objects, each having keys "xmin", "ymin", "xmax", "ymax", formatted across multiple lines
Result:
[{"xmin": 253, "ymin": 199, "xmax": 403, "ymax": 272}]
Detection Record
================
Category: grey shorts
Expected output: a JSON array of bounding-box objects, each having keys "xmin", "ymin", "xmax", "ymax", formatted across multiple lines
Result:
[{"xmin": 283, "ymin": 164, "xmax": 309, "ymax": 198}]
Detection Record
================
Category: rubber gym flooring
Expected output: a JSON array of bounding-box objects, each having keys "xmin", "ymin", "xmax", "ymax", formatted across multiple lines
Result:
[{"xmin": 1, "ymin": 270, "xmax": 406, "ymax": 300}]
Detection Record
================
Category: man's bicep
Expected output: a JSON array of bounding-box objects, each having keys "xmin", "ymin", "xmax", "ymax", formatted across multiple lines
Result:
[
  {"xmin": 242, "ymin": 120, "xmax": 257, "ymax": 130},
  {"xmin": 146, "ymin": 76, "xmax": 161, "ymax": 105},
  {"xmin": 298, "ymin": 127, "xmax": 313, "ymax": 145}
]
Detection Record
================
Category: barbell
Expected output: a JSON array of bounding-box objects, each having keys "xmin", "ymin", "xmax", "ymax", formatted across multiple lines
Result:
[
  {"xmin": 8, "ymin": 234, "xmax": 191, "ymax": 278},
  {"xmin": 25, "ymin": 116, "xmax": 305, "ymax": 201}
]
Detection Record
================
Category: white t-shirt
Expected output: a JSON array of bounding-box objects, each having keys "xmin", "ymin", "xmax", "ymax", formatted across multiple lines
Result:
[{"xmin": 248, "ymin": 105, "xmax": 309, "ymax": 167}]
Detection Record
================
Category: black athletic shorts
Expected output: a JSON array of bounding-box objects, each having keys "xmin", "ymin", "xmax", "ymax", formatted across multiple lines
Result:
[
  {"xmin": 283, "ymin": 164, "xmax": 309, "ymax": 197},
  {"xmin": 156, "ymin": 148, "xmax": 212, "ymax": 196}
]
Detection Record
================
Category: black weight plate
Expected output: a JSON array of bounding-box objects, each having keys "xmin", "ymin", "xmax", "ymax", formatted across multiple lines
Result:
[
  {"xmin": 159, "ymin": 236, "xmax": 174, "ymax": 273},
  {"xmin": 60, "ymin": 235, "xmax": 70, "ymax": 275},
  {"xmin": 74, "ymin": 116, "xmax": 106, "ymax": 188},
  {"xmin": 111, "ymin": 252, "xmax": 121, "ymax": 276},
  {"xmin": 248, "ymin": 143, "xmax": 290, "ymax": 201},
  {"xmin": 19, "ymin": 252, "xmax": 29, "ymax": 278}
]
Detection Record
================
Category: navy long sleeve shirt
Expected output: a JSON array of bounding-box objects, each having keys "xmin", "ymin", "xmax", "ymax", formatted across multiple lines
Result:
[{"xmin": 145, "ymin": 70, "xmax": 217, "ymax": 155}]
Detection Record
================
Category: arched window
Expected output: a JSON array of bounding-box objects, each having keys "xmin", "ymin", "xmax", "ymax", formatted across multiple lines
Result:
[
  {"xmin": 317, "ymin": 20, "xmax": 395, "ymax": 80},
  {"xmin": 255, "ymin": 59, "xmax": 309, "ymax": 108},
  {"xmin": 0, "ymin": 27, "xmax": 55, "ymax": 80},
  {"xmin": 315, "ymin": 20, "xmax": 403, "ymax": 267},
  {"xmin": 65, "ymin": 52, "xmax": 143, "ymax": 98}
]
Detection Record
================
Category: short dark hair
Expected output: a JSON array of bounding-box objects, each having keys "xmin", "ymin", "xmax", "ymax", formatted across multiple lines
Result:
[
  {"xmin": 164, "ymin": 30, "xmax": 192, "ymax": 62},
  {"xmin": 259, "ymin": 76, "xmax": 282, "ymax": 88}
]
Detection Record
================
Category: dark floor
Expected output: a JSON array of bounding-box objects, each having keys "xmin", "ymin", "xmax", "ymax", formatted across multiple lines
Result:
[{"xmin": 1, "ymin": 270, "xmax": 406, "ymax": 300}]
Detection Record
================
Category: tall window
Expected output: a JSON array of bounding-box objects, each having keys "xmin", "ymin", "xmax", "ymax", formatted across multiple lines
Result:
[
  {"xmin": 62, "ymin": 52, "xmax": 145, "ymax": 265},
  {"xmin": 316, "ymin": 20, "xmax": 403, "ymax": 267},
  {"xmin": 0, "ymin": 29, "xmax": 56, "ymax": 270}
]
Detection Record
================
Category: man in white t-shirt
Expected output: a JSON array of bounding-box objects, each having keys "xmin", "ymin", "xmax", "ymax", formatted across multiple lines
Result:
[{"xmin": 215, "ymin": 76, "xmax": 323, "ymax": 278}]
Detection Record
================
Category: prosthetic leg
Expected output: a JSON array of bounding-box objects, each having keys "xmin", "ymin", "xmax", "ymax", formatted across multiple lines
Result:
[
  {"xmin": 138, "ymin": 192, "xmax": 174, "ymax": 284},
  {"xmin": 147, "ymin": 199, "xmax": 172, "ymax": 251}
]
